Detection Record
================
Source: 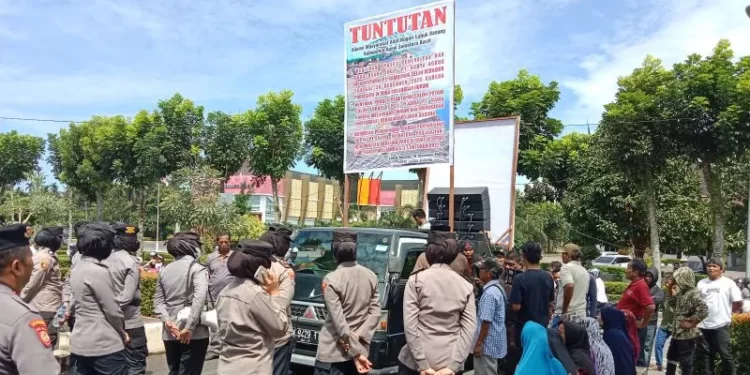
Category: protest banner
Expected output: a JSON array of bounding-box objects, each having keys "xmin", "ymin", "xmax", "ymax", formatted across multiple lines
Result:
[{"xmin": 344, "ymin": 0, "xmax": 455, "ymax": 173}]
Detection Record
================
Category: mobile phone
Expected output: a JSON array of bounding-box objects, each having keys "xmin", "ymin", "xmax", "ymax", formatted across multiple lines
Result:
[{"xmin": 254, "ymin": 266, "xmax": 268, "ymax": 282}]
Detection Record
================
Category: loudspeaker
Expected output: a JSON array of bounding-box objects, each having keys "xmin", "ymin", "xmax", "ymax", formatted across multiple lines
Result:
[{"xmin": 427, "ymin": 187, "xmax": 491, "ymax": 232}]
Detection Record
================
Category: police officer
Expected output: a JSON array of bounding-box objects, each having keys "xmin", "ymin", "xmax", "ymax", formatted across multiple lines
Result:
[
  {"xmin": 315, "ymin": 229, "xmax": 381, "ymax": 375},
  {"xmin": 215, "ymin": 239, "xmax": 289, "ymax": 374},
  {"xmin": 0, "ymin": 223, "xmax": 60, "ymax": 374},
  {"xmin": 105, "ymin": 223, "xmax": 148, "ymax": 374},
  {"xmin": 20, "ymin": 226, "xmax": 64, "ymax": 348},
  {"xmin": 61, "ymin": 221, "xmax": 87, "ymax": 331},
  {"xmin": 259, "ymin": 227, "xmax": 296, "ymax": 375},
  {"xmin": 69, "ymin": 222, "xmax": 129, "ymax": 374},
  {"xmin": 153, "ymin": 231, "xmax": 210, "ymax": 375},
  {"xmin": 398, "ymin": 232, "xmax": 477, "ymax": 375}
]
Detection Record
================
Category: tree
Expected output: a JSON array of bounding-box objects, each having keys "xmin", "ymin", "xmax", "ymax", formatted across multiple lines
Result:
[
  {"xmin": 156, "ymin": 93, "xmax": 205, "ymax": 169},
  {"xmin": 48, "ymin": 116, "xmax": 132, "ymax": 220},
  {"xmin": 202, "ymin": 111, "xmax": 254, "ymax": 181},
  {"xmin": 597, "ymin": 56, "xmax": 673, "ymax": 268},
  {"xmin": 0, "ymin": 173, "xmax": 70, "ymax": 225},
  {"xmin": 514, "ymin": 195, "xmax": 570, "ymax": 253},
  {"xmin": 471, "ymin": 70, "xmax": 564, "ymax": 178},
  {"xmin": 536, "ymin": 133, "xmax": 591, "ymax": 201},
  {"xmin": 663, "ymin": 40, "xmax": 750, "ymax": 258},
  {"xmin": 246, "ymin": 90, "xmax": 303, "ymax": 222},
  {"xmin": 0, "ymin": 131, "xmax": 45, "ymax": 193},
  {"xmin": 304, "ymin": 95, "xmax": 346, "ymax": 213}
]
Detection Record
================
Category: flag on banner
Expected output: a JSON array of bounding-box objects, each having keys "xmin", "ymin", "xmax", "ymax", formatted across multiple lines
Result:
[
  {"xmin": 358, "ymin": 173, "xmax": 371, "ymax": 205},
  {"xmin": 368, "ymin": 172, "xmax": 383, "ymax": 205}
]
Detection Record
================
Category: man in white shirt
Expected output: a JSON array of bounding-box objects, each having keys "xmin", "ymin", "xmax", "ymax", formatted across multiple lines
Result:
[
  {"xmin": 552, "ymin": 243, "xmax": 590, "ymax": 326},
  {"xmin": 412, "ymin": 208, "xmax": 431, "ymax": 229},
  {"xmin": 696, "ymin": 259, "xmax": 742, "ymax": 375}
]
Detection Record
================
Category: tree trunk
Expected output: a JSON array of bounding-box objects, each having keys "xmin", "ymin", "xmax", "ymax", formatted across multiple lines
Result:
[
  {"xmin": 338, "ymin": 179, "xmax": 346, "ymax": 221},
  {"xmin": 137, "ymin": 188, "xmax": 146, "ymax": 242},
  {"xmin": 415, "ymin": 168, "xmax": 427, "ymax": 208},
  {"xmin": 698, "ymin": 162, "xmax": 726, "ymax": 260},
  {"xmin": 96, "ymin": 191, "xmax": 104, "ymax": 221},
  {"xmin": 646, "ymin": 188, "xmax": 662, "ymax": 286},
  {"xmin": 68, "ymin": 189, "xmax": 74, "ymax": 244},
  {"xmin": 271, "ymin": 178, "xmax": 282, "ymax": 223}
]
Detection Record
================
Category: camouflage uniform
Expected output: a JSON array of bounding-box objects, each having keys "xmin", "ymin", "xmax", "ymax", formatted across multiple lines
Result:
[{"xmin": 665, "ymin": 267, "xmax": 708, "ymax": 375}]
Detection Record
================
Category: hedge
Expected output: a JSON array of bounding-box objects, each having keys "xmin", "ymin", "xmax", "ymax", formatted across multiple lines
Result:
[{"xmin": 140, "ymin": 272, "xmax": 158, "ymax": 317}]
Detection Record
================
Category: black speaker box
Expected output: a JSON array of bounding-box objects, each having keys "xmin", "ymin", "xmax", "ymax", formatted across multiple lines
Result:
[{"xmin": 427, "ymin": 186, "xmax": 491, "ymax": 230}]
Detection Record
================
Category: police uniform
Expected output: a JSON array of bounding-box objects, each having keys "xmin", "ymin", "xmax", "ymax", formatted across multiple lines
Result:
[
  {"xmin": 69, "ymin": 222, "xmax": 128, "ymax": 374},
  {"xmin": 315, "ymin": 230, "xmax": 382, "ymax": 375},
  {"xmin": 105, "ymin": 223, "xmax": 148, "ymax": 375},
  {"xmin": 397, "ymin": 262, "xmax": 477, "ymax": 374},
  {"xmin": 153, "ymin": 241, "xmax": 210, "ymax": 375},
  {"xmin": 61, "ymin": 250, "xmax": 81, "ymax": 330},
  {"xmin": 215, "ymin": 240, "xmax": 290, "ymax": 375},
  {"xmin": 0, "ymin": 223, "xmax": 61, "ymax": 375},
  {"xmin": 19, "ymin": 241, "xmax": 63, "ymax": 347}
]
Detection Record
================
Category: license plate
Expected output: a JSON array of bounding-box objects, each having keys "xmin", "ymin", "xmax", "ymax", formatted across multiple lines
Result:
[{"xmin": 295, "ymin": 328, "xmax": 319, "ymax": 344}]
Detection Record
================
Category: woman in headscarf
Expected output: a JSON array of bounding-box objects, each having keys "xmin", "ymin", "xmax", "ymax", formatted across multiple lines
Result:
[
  {"xmin": 516, "ymin": 321, "xmax": 567, "ymax": 375},
  {"xmin": 153, "ymin": 231, "xmax": 210, "ymax": 375},
  {"xmin": 559, "ymin": 320, "xmax": 596, "ymax": 375},
  {"xmin": 600, "ymin": 306, "xmax": 636, "ymax": 375},
  {"xmin": 215, "ymin": 239, "xmax": 288, "ymax": 374},
  {"xmin": 582, "ymin": 317, "xmax": 615, "ymax": 375},
  {"xmin": 398, "ymin": 232, "xmax": 477, "ymax": 374}
]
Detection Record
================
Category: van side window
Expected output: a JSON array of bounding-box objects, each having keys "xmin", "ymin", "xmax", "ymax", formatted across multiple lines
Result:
[{"xmin": 397, "ymin": 238, "xmax": 427, "ymax": 278}]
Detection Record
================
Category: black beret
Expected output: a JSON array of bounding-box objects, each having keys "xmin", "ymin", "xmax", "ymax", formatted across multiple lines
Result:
[
  {"xmin": 0, "ymin": 223, "xmax": 31, "ymax": 252},
  {"xmin": 80, "ymin": 222, "xmax": 116, "ymax": 241},
  {"xmin": 237, "ymin": 239, "xmax": 274, "ymax": 258},
  {"xmin": 40, "ymin": 226, "xmax": 65, "ymax": 237},
  {"xmin": 332, "ymin": 229, "xmax": 357, "ymax": 243},
  {"xmin": 112, "ymin": 222, "xmax": 139, "ymax": 236}
]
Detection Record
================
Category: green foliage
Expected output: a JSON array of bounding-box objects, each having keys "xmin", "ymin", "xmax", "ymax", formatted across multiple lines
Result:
[
  {"xmin": 537, "ymin": 133, "xmax": 591, "ymax": 201},
  {"xmin": 304, "ymin": 95, "xmax": 345, "ymax": 185},
  {"xmin": 603, "ymin": 281, "xmax": 629, "ymax": 296},
  {"xmin": 202, "ymin": 111, "xmax": 254, "ymax": 180},
  {"xmin": 663, "ymin": 40, "xmax": 750, "ymax": 257},
  {"xmin": 0, "ymin": 131, "xmax": 45, "ymax": 189},
  {"xmin": 140, "ymin": 272, "xmax": 157, "ymax": 317},
  {"xmin": 0, "ymin": 173, "xmax": 71, "ymax": 225},
  {"xmin": 471, "ymin": 69, "xmax": 564, "ymax": 178},
  {"xmin": 597, "ymin": 266, "xmax": 627, "ymax": 279},
  {"xmin": 514, "ymin": 196, "xmax": 570, "ymax": 253},
  {"xmin": 246, "ymin": 90, "xmax": 303, "ymax": 221}
]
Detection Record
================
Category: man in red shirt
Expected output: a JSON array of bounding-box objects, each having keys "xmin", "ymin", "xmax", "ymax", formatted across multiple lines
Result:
[
  {"xmin": 617, "ymin": 258, "xmax": 655, "ymax": 367},
  {"xmin": 617, "ymin": 258, "xmax": 655, "ymax": 327}
]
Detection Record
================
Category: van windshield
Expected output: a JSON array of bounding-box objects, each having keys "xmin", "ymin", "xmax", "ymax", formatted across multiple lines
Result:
[{"xmin": 291, "ymin": 230, "xmax": 391, "ymax": 281}]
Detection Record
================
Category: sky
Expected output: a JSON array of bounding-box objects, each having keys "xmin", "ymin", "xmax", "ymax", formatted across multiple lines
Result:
[{"xmin": 1, "ymin": 0, "xmax": 749, "ymax": 183}]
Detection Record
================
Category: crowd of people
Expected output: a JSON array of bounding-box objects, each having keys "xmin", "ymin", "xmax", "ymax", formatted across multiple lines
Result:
[{"xmin": 0, "ymin": 221, "xmax": 747, "ymax": 375}]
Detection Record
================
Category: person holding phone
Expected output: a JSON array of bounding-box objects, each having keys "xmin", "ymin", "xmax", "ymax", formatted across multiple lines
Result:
[
  {"xmin": 215, "ymin": 239, "xmax": 289, "ymax": 374},
  {"xmin": 153, "ymin": 231, "xmax": 209, "ymax": 375},
  {"xmin": 315, "ymin": 229, "xmax": 380, "ymax": 375}
]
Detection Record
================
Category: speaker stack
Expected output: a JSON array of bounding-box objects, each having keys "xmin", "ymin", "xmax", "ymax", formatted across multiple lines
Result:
[{"xmin": 427, "ymin": 187, "xmax": 491, "ymax": 234}]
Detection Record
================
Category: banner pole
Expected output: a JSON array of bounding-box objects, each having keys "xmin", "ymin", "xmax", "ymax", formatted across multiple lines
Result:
[
  {"xmin": 343, "ymin": 174, "xmax": 350, "ymax": 227},
  {"xmin": 449, "ymin": 165, "xmax": 455, "ymax": 232}
]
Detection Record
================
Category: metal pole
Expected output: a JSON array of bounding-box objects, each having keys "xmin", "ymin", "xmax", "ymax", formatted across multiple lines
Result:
[{"xmin": 156, "ymin": 183, "xmax": 160, "ymax": 253}]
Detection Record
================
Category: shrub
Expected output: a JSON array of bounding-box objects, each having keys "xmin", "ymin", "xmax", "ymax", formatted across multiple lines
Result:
[
  {"xmin": 57, "ymin": 254, "xmax": 71, "ymax": 269},
  {"xmin": 140, "ymin": 272, "xmax": 158, "ymax": 317},
  {"xmin": 604, "ymin": 281, "xmax": 629, "ymax": 296},
  {"xmin": 606, "ymin": 294, "xmax": 621, "ymax": 304},
  {"xmin": 540, "ymin": 263, "xmax": 550, "ymax": 271},
  {"xmin": 661, "ymin": 258, "xmax": 682, "ymax": 265}
]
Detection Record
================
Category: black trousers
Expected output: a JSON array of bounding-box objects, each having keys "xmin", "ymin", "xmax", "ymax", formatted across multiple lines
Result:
[
  {"xmin": 699, "ymin": 326, "xmax": 736, "ymax": 375},
  {"xmin": 397, "ymin": 361, "xmax": 419, "ymax": 375},
  {"xmin": 273, "ymin": 339, "xmax": 294, "ymax": 375},
  {"xmin": 666, "ymin": 338, "xmax": 696, "ymax": 375},
  {"xmin": 71, "ymin": 350, "xmax": 128, "ymax": 375},
  {"xmin": 39, "ymin": 311, "xmax": 58, "ymax": 349},
  {"xmin": 164, "ymin": 338, "xmax": 209, "ymax": 375},
  {"xmin": 314, "ymin": 360, "xmax": 359, "ymax": 375},
  {"xmin": 124, "ymin": 327, "xmax": 148, "ymax": 375}
]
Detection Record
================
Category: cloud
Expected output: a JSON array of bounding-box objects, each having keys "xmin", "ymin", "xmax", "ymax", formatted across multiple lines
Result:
[
  {"xmin": 561, "ymin": 0, "xmax": 750, "ymax": 123},
  {"xmin": 0, "ymin": 0, "xmax": 569, "ymax": 116}
]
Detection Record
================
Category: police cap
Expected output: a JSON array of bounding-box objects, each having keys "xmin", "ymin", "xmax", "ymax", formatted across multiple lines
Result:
[
  {"xmin": 112, "ymin": 222, "xmax": 139, "ymax": 236},
  {"xmin": 0, "ymin": 223, "xmax": 31, "ymax": 252}
]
